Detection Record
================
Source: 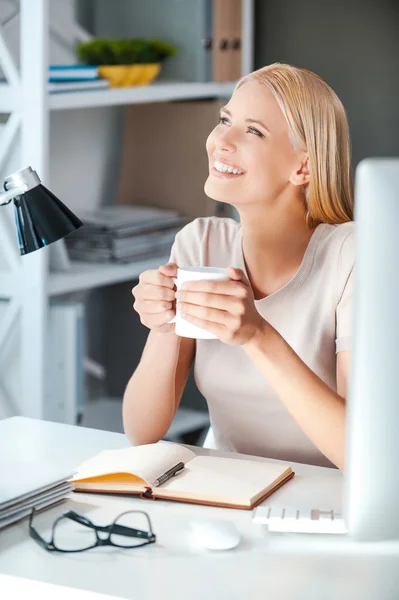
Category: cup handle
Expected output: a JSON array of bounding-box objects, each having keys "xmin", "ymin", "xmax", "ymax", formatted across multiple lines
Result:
[{"xmin": 168, "ymin": 277, "xmax": 178, "ymax": 324}]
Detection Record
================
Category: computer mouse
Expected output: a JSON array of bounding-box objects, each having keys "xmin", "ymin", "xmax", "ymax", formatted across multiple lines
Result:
[{"xmin": 190, "ymin": 518, "xmax": 241, "ymax": 551}]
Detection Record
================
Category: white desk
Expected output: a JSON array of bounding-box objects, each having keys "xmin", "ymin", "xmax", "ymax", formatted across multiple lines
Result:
[{"xmin": 1, "ymin": 417, "xmax": 399, "ymax": 600}]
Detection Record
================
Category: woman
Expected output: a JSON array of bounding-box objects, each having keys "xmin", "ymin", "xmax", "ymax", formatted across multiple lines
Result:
[{"xmin": 123, "ymin": 63, "xmax": 354, "ymax": 471}]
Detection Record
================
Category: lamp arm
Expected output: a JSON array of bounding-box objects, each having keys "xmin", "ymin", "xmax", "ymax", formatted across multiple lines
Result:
[{"xmin": 0, "ymin": 184, "xmax": 28, "ymax": 206}]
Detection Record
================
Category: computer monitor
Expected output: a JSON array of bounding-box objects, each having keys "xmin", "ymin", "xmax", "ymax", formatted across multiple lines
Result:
[{"xmin": 345, "ymin": 158, "xmax": 399, "ymax": 541}]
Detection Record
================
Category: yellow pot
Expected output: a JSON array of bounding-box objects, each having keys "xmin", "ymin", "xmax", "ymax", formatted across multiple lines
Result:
[{"xmin": 98, "ymin": 64, "xmax": 161, "ymax": 87}]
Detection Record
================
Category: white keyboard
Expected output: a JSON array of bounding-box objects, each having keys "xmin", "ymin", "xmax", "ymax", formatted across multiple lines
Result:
[{"xmin": 253, "ymin": 506, "xmax": 347, "ymax": 534}]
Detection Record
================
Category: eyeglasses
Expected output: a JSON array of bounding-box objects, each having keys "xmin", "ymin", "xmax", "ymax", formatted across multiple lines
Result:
[{"xmin": 29, "ymin": 507, "xmax": 156, "ymax": 553}]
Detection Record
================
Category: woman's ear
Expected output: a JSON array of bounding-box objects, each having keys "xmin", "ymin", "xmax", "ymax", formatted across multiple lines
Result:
[{"xmin": 290, "ymin": 155, "xmax": 310, "ymax": 186}]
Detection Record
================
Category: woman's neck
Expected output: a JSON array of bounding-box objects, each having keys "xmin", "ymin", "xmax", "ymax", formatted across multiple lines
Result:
[{"xmin": 238, "ymin": 204, "xmax": 316, "ymax": 299}]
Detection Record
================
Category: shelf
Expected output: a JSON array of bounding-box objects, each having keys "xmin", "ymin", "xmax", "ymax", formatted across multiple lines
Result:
[
  {"xmin": 49, "ymin": 80, "xmax": 236, "ymax": 111},
  {"xmin": 47, "ymin": 254, "xmax": 170, "ymax": 296},
  {"xmin": 0, "ymin": 81, "xmax": 236, "ymax": 113}
]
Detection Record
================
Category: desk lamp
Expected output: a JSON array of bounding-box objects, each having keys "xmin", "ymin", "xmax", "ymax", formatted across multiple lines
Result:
[{"xmin": 0, "ymin": 166, "xmax": 82, "ymax": 254}]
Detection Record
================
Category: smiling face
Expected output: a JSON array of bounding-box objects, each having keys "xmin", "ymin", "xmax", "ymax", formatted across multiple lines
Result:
[{"xmin": 205, "ymin": 81, "xmax": 304, "ymax": 209}]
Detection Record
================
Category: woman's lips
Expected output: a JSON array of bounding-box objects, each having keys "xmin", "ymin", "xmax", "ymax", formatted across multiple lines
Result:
[{"xmin": 210, "ymin": 167, "xmax": 245, "ymax": 179}]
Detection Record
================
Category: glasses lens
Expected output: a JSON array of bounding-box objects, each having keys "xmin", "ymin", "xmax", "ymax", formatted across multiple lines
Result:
[
  {"xmin": 110, "ymin": 511, "xmax": 154, "ymax": 548},
  {"xmin": 53, "ymin": 514, "xmax": 97, "ymax": 551}
]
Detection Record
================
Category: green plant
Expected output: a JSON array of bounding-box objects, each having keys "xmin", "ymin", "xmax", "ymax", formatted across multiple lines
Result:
[{"xmin": 76, "ymin": 38, "xmax": 178, "ymax": 66}]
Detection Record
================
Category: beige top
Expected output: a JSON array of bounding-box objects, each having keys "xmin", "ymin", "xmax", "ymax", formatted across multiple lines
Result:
[{"xmin": 170, "ymin": 217, "xmax": 354, "ymax": 467}]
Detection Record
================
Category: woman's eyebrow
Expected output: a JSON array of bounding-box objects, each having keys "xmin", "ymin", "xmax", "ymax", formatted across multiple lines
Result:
[{"xmin": 220, "ymin": 107, "xmax": 270, "ymax": 133}]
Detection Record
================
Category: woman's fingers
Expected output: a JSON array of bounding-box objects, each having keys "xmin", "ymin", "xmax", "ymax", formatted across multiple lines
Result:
[
  {"xmin": 135, "ymin": 299, "xmax": 173, "ymax": 314},
  {"xmin": 133, "ymin": 283, "xmax": 176, "ymax": 301},
  {"xmin": 180, "ymin": 279, "xmax": 248, "ymax": 297},
  {"xmin": 132, "ymin": 265, "xmax": 178, "ymax": 332},
  {"xmin": 176, "ymin": 290, "xmax": 244, "ymax": 314},
  {"xmin": 138, "ymin": 268, "xmax": 176, "ymax": 289},
  {"xmin": 158, "ymin": 262, "xmax": 178, "ymax": 278},
  {"xmin": 179, "ymin": 302, "xmax": 233, "ymax": 326},
  {"xmin": 139, "ymin": 309, "xmax": 175, "ymax": 328}
]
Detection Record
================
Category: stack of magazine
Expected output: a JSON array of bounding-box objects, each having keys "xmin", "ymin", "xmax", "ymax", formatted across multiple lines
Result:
[
  {"xmin": 48, "ymin": 65, "xmax": 109, "ymax": 94},
  {"xmin": 66, "ymin": 205, "xmax": 188, "ymax": 264},
  {"xmin": 0, "ymin": 463, "xmax": 74, "ymax": 530}
]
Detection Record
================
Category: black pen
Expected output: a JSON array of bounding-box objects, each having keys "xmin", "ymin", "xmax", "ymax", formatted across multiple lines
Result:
[{"xmin": 151, "ymin": 462, "xmax": 185, "ymax": 487}]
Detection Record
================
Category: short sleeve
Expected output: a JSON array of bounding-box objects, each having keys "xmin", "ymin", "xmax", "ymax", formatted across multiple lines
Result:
[
  {"xmin": 335, "ymin": 229, "xmax": 355, "ymax": 353},
  {"xmin": 168, "ymin": 218, "xmax": 206, "ymax": 268}
]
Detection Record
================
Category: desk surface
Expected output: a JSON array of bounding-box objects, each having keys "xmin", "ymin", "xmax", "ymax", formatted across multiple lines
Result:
[{"xmin": 0, "ymin": 417, "xmax": 398, "ymax": 600}]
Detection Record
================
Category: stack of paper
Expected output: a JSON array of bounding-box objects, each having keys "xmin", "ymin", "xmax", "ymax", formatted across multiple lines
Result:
[
  {"xmin": 48, "ymin": 79, "xmax": 109, "ymax": 94},
  {"xmin": 66, "ymin": 205, "xmax": 188, "ymax": 263},
  {"xmin": 0, "ymin": 462, "xmax": 74, "ymax": 530}
]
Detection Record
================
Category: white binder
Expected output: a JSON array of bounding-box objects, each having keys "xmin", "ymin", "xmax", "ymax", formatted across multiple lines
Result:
[{"xmin": 0, "ymin": 301, "xmax": 85, "ymax": 425}]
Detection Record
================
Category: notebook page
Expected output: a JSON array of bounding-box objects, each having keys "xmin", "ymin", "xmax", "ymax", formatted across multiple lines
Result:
[
  {"xmin": 73, "ymin": 443, "xmax": 196, "ymax": 485},
  {"xmin": 159, "ymin": 456, "xmax": 291, "ymax": 505}
]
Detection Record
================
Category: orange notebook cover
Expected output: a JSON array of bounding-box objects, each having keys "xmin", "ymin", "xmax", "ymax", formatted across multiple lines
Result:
[{"xmin": 72, "ymin": 442, "xmax": 294, "ymax": 510}]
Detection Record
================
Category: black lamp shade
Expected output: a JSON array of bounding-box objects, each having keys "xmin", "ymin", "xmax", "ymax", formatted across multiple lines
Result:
[{"xmin": 13, "ymin": 184, "xmax": 83, "ymax": 255}]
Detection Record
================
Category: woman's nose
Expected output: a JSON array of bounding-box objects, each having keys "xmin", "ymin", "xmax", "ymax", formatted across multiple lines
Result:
[{"xmin": 216, "ymin": 129, "xmax": 237, "ymax": 152}]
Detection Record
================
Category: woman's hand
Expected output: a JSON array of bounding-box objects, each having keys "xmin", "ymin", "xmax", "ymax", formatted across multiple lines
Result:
[
  {"xmin": 132, "ymin": 263, "xmax": 177, "ymax": 333},
  {"xmin": 176, "ymin": 267, "xmax": 265, "ymax": 345}
]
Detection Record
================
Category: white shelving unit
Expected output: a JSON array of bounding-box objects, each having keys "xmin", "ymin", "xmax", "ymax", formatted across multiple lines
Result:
[
  {"xmin": 0, "ymin": 0, "xmax": 254, "ymax": 420},
  {"xmin": 47, "ymin": 255, "xmax": 171, "ymax": 296},
  {"xmin": 1, "ymin": 80, "xmax": 237, "ymax": 112},
  {"xmin": 49, "ymin": 80, "xmax": 238, "ymax": 111}
]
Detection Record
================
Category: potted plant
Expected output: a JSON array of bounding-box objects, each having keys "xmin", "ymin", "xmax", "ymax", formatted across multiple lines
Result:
[{"xmin": 76, "ymin": 38, "xmax": 178, "ymax": 87}]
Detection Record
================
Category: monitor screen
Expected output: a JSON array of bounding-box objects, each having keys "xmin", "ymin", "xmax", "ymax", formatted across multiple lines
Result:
[{"xmin": 345, "ymin": 158, "xmax": 399, "ymax": 541}]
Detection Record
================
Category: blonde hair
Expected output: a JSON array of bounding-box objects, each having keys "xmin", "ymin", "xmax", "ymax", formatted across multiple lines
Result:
[{"xmin": 236, "ymin": 63, "xmax": 354, "ymax": 227}]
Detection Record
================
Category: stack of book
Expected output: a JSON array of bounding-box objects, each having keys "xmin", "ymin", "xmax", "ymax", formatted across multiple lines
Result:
[
  {"xmin": 0, "ymin": 463, "xmax": 74, "ymax": 530},
  {"xmin": 48, "ymin": 64, "xmax": 109, "ymax": 94},
  {"xmin": 65, "ymin": 205, "xmax": 188, "ymax": 264}
]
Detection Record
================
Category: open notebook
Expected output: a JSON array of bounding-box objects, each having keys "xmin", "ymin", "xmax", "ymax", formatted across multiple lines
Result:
[{"xmin": 72, "ymin": 443, "xmax": 294, "ymax": 510}]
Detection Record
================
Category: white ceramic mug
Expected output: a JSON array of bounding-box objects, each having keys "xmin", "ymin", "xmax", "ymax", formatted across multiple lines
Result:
[{"xmin": 170, "ymin": 266, "xmax": 229, "ymax": 339}]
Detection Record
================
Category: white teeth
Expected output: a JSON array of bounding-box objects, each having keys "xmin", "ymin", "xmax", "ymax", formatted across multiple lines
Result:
[{"xmin": 214, "ymin": 160, "xmax": 243, "ymax": 175}]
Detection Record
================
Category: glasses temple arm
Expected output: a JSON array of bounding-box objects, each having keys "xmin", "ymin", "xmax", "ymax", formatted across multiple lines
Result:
[{"xmin": 65, "ymin": 510, "xmax": 153, "ymax": 538}]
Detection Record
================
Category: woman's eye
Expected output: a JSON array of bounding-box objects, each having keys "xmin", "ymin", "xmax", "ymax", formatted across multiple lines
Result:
[
  {"xmin": 248, "ymin": 127, "xmax": 263, "ymax": 137},
  {"xmin": 218, "ymin": 118, "xmax": 263, "ymax": 138}
]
